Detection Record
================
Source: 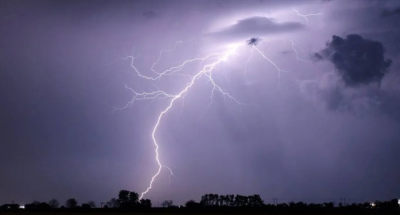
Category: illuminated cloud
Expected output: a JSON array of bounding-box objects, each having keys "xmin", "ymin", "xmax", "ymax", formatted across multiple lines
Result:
[{"xmin": 204, "ymin": 16, "xmax": 304, "ymax": 43}]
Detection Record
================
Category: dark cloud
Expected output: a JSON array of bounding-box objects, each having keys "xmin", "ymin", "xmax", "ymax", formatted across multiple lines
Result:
[
  {"xmin": 315, "ymin": 34, "xmax": 392, "ymax": 87},
  {"xmin": 204, "ymin": 16, "xmax": 304, "ymax": 43},
  {"xmin": 312, "ymin": 52, "xmax": 324, "ymax": 61},
  {"xmin": 143, "ymin": 10, "xmax": 156, "ymax": 19},
  {"xmin": 2, "ymin": 0, "xmax": 400, "ymax": 206},
  {"xmin": 307, "ymin": 33, "xmax": 400, "ymax": 121}
]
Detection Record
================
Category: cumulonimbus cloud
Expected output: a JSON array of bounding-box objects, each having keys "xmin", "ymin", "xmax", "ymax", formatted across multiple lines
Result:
[{"xmin": 203, "ymin": 16, "xmax": 304, "ymax": 43}]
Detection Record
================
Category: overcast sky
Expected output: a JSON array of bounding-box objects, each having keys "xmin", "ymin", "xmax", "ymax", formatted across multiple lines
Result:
[{"xmin": 1, "ymin": 0, "xmax": 400, "ymax": 206}]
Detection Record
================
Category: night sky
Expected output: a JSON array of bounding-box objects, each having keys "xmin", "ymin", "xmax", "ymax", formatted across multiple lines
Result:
[{"xmin": 1, "ymin": 0, "xmax": 400, "ymax": 206}]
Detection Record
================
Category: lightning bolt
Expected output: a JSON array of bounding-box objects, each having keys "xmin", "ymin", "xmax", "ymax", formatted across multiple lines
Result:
[
  {"xmin": 113, "ymin": 9, "xmax": 321, "ymax": 200},
  {"xmin": 244, "ymin": 45, "xmax": 254, "ymax": 82},
  {"xmin": 116, "ymin": 43, "xmax": 247, "ymax": 199},
  {"xmin": 252, "ymin": 45, "xmax": 290, "ymax": 86},
  {"xmin": 292, "ymin": 8, "xmax": 321, "ymax": 25},
  {"xmin": 114, "ymin": 41, "xmax": 295, "ymax": 200},
  {"xmin": 140, "ymin": 50, "xmax": 243, "ymax": 199},
  {"xmin": 290, "ymin": 39, "xmax": 308, "ymax": 63},
  {"xmin": 114, "ymin": 40, "xmax": 288, "ymax": 200}
]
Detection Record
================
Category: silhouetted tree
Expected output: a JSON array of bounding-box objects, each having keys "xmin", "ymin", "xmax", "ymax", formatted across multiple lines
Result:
[
  {"xmin": 65, "ymin": 198, "xmax": 78, "ymax": 208},
  {"xmin": 139, "ymin": 199, "xmax": 152, "ymax": 208},
  {"xmin": 25, "ymin": 201, "xmax": 50, "ymax": 210},
  {"xmin": 0, "ymin": 203, "xmax": 19, "ymax": 210},
  {"xmin": 88, "ymin": 201, "xmax": 96, "ymax": 208},
  {"xmin": 106, "ymin": 198, "xmax": 119, "ymax": 208},
  {"xmin": 128, "ymin": 191, "xmax": 139, "ymax": 205},
  {"xmin": 250, "ymin": 195, "xmax": 264, "ymax": 206},
  {"xmin": 323, "ymin": 202, "xmax": 334, "ymax": 208},
  {"xmin": 200, "ymin": 194, "xmax": 209, "ymax": 206},
  {"xmin": 185, "ymin": 200, "xmax": 200, "ymax": 208},
  {"xmin": 228, "ymin": 195, "xmax": 235, "ymax": 206},
  {"xmin": 362, "ymin": 202, "xmax": 371, "ymax": 209},
  {"xmin": 117, "ymin": 190, "xmax": 140, "ymax": 208},
  {"xmin": 374, "ymin": 199, "xmax": 399, "ymax": 209},
  {"xmin": 48, "ymin": 199, "xmax": 59, "ymax": 208},
  {"xmin": 38, "ymin": 202, "xmax": 51, "ymax": 210},
  {"xmin": 81, "ymin": 204, "xmax": 90, "ymax": 209},
  {"xmin": 118, "ymin": 190, "xmax": 130, "ymax": 205},
  {"xmin": 82, "ymin": 201, "xmax": 96, "ymax": 209},
  {"xmin": 277, "ymin": 203, "xmax": 289, "ymax": 208},
  {"xmin": 234, "ymin": 195, "xmax": 247, "ymax": 207},
  {"xmin": 199, "ymin": 193, "xmax": 263, "ymax": 208},
  {"xmin": 289, "ymin": 201, "xmax": 307, "ymax": 209},
  {"xmin": 213, "ymin": 194, "xmax": 220, "ymax": 206},
  {"xmin": 308, "ymin": 203, "xmax": 322, "ymax": 208},
  {"xmin": 161, "ymin": 200, "xmax": 174, "ymax": 208},
  {"xmin": 25, "ymin": 201, "xmax": 39, "ymax": 210}
]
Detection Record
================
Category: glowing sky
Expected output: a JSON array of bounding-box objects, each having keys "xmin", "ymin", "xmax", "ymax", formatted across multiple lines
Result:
[{"xmin": 1, "ymin": 0, "xmax": 400, "ymax": 206}]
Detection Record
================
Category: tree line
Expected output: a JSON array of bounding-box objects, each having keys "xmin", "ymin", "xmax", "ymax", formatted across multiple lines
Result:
[
  {"xmin": 0, "ymin": 190, "xmax": 151, "ymax": 210},
  {"xmin": 104, "ymin": 190, "xmax": 151, "ymax": 208},
  {"xmin": 1, "ymin": 190, "xmax": 399, "ymax": 213},
  {"xmin": 200, "ymin": 194, "xmax": 264, "ymax": 207}
]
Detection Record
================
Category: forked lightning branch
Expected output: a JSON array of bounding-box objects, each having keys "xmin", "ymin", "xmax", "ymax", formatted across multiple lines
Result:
[
  {"xmin": 118, "ymin": 38, "xmax": 286, "ymax": 200},
  {"xmin": 114, "ymin": 10, "xmax": 321, "ymax": 200}
]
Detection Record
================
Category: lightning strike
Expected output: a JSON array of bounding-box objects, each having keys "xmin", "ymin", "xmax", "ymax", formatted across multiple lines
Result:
[
  {"xmin": 244, "ymin": 46, "xmax": 254, "ymax": 82},
  {"xmin": 117, "ymin": 35, "xmax": 300, "ymax": 200},
  {"xmin": 121, "ymin": 44, "xmax": 243, "ymax": 200},
  {"xmin": 290, "ymin": 39, "xmax": 308, "ymax": 63},
  {"xmin": 292, "ymin": 8, "xmax": 321, "ymax": 24},
  {"xmin": 250, "ymin": 44, "xmax": 290, "ymax": 86}
]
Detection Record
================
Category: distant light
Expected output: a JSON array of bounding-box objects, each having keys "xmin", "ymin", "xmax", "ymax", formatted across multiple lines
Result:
[
  {"xmin": 398, "ymin": 199, "xmax": 400, "ymax": 205},
  {"xmin": 19, "ymin": 205, "xmax": 25, "ymax": 209},
  {"xmin": 370, "ymin": 203, "xmax": 376, "ymax": 207}
]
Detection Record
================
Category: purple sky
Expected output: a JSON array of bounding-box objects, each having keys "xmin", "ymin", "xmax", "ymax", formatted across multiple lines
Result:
[{"xmin": 1, "ymin": 0, "xmax": 400, "ymax": 207}]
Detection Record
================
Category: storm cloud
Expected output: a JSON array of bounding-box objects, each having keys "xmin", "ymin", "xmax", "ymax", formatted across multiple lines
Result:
[
  {"xmin": 204, "ymin": 16, "xmax": 304, "ymax": 43},
  {"xmin": 315, "ymin": 34, "xmax": 392, "ymax": 87},
  {"xmin": 1, "ymin": 0, "xmax": 400, "ymax": 206},
  {"xmin": 305, "ymin": 34, "xmax": 399, "ymax": 120}
]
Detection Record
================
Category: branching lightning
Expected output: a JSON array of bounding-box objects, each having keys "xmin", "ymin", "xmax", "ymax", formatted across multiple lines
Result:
[
  {"xmin": 253, "ymin": 45, "xmax": 290, "ymax": 85},
  {"xmin": 113, "ymin": 9, "xmax": 321, "ymax": 200},
  {"xmin": 117, "ymin": 40, "xmax": 287, "ymax": 200},
  {"xmin": 290, "ymin": 39, "xmax": 308, "ymax": 63},
  {"xmin": 117, "ymin": 43, "xmax": 248, "ymax": 199},
  {"xmin": 293, "ymin": 8, "xmax": 321, "ymax": 24},
  {"xmin": 139, "ymin": 46, "xmax": 245, "ymax": 199}
]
